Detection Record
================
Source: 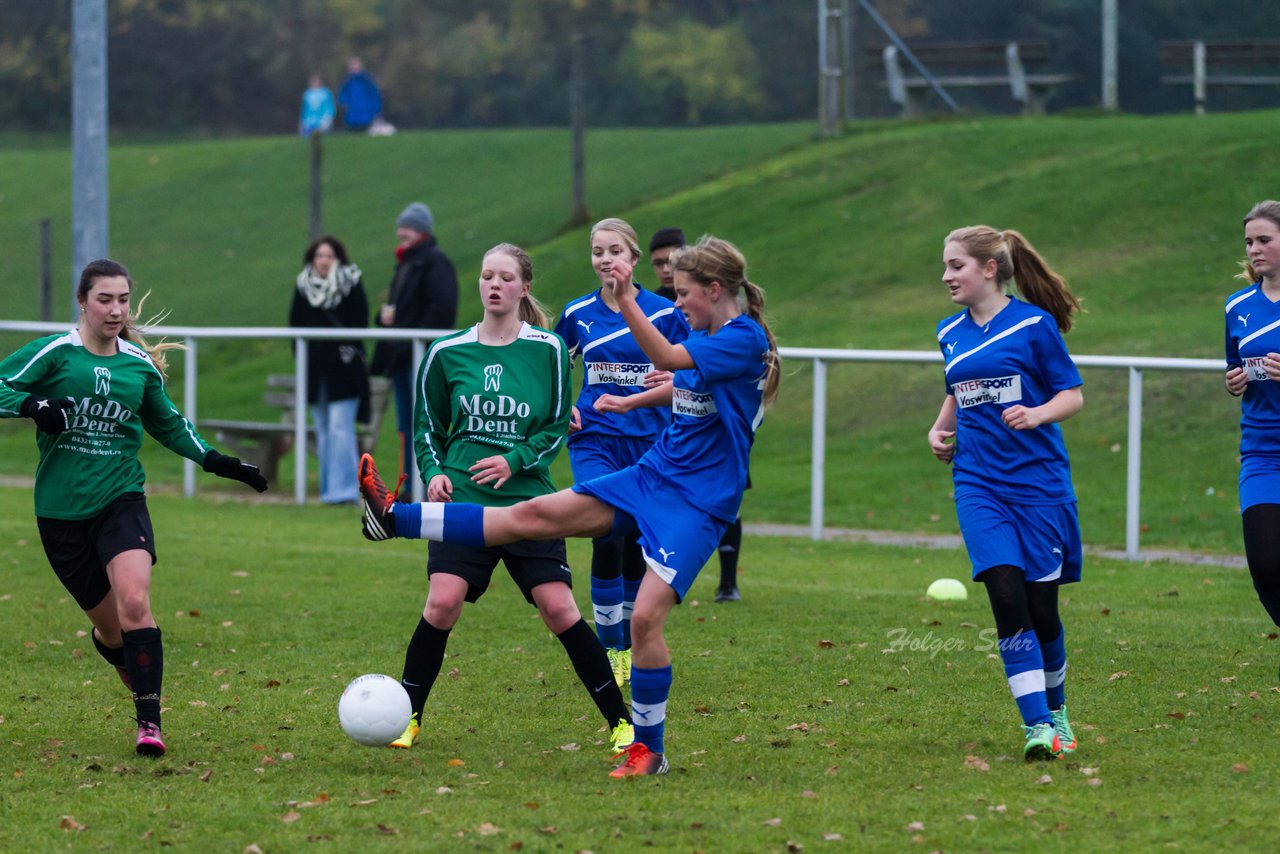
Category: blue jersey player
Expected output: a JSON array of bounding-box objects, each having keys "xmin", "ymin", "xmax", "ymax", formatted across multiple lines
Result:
[
  {"xmin": 554, "ymin": 218, "xmax": 690, "ymax": 689},
  {"xmin": 927, "ymin": 225, "xmax": 1084, "ymax": 762},
  {"xmin": 360, "ymin": 235, "xmax": 780, "ymax": 778},
  {"xmin": 1224, "ymin": 200, "xmax": 1280, "ymax": 647}
]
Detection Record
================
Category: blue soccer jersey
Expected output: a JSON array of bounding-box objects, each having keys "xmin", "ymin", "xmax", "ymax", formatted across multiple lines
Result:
[
  {"xmin": 936, "ymin": 297, "xmax": 1082, "ymax": 504},
  {"xmin": 636, "ymin": 315, "xmax": 770, "ymax": 522},
  {"xmin": 554, "ymin": 286, "xmax": 690, "ymax": 443},
  {"xmin": 1224, "ymin": 282, "xmax": 1280, "ymax": 456}
]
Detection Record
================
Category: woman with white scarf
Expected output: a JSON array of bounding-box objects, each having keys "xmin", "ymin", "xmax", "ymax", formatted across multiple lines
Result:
[{"xmin": 289, "ymin": 235, "xmax": 371, "ymax": 503}]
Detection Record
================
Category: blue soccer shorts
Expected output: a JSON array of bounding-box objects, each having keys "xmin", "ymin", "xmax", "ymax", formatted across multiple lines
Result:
[{"xmin": 954, "ymin": 488, "xmax": 1082, "ymax": 584}]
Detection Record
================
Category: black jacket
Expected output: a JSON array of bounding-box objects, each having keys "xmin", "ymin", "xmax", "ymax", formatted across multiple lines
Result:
[
  {"xmin": 288, "ymin": 278, "xmax": 371, "ymax": 416},
  {"xmin": 370, "ymin": 236, "xmax": 458, "ymax": 377}
]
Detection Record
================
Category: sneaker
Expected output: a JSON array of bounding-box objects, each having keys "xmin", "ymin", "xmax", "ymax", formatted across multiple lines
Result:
[
  {"xmin": 359, "ymin": 453, "xmax": 397, "ymax": 541},
  {"xmin": 608, "ymin": 719, "xmax": 635, "ymax": 753},
  {"xmin": 715, "ymin": 586, "xmax": 741, "ymax": 603},
  {"xmin": 389, "ymin": 713, "xmax": 420, "ymax": 749},
  {"xmin": 1023, "ymin": 722, "xmax": 1063, "ymax": 761},
  {"xmin": 609, "ymin": 742, "xmax": 669, "ymax": 778},
  {"xmin": 1051, "ymin": 705, "xmax": 1076, "ymax": 754},
  {"xmin": 607, "ymin": 648, "xmax": 631, "ymax": 687},
  {"xmin": 136, "ymin": 721, "xmax": 166, "ymax": 757}
]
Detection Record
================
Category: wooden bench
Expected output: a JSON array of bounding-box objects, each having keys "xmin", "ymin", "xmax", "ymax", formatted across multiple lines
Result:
[
  {"xmin": 878, "ymin": 40, "xmax": 1072, "ymax": 117},
  {"xmin": 200, "ymin": 373, "xmax": 391, "ymax": 486},
  {"xmin": 1161, "ymin": 40, "xmax": 1280, "ymax": 115}
]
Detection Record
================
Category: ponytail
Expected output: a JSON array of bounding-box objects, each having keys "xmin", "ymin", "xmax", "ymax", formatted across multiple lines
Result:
[
  {"xmin": 741, "ymin": 279, "xmax": 780, "ymax": 407},
  {"xmin": 945, "ymin": 226, "xmax": 1080, "ymax": 333},
  {"xmin": 518, "ymin": 294, "xmax": 551, "ymax": 329}
]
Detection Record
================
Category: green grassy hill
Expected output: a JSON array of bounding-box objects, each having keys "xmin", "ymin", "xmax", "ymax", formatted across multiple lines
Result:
[{"xmin": 2, "ymin": 115, "xmax": 1276, "ymax": 556}]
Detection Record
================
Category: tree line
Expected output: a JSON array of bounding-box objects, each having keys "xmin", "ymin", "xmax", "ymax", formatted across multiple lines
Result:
[{"xmin": 2, "ymin": 0, "xmax": 1277, "ymax": 134}]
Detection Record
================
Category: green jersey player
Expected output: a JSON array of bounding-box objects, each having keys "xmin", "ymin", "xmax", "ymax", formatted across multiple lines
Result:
[{"xmin": 0, "ymin": 259, "xmax": 267, "ymax": 757}]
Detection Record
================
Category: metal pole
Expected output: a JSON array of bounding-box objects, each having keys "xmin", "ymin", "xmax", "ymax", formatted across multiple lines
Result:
[
  {"xmin": 1125, "ymin": 366, "xmax": 1142, "ymax": 560},
  {"xmin": 568, "ymin": 27, "xmax": 588, "ymax": 225},
  {"xmin": 1102, "ymin": 0, "xmax": 1118, "ymax": 110},
  {"xmin": 71, "ymin": 0, "xmax": 109, "ymax": 319},
  {"xmin": 294, "ymin": 337, "xmax": 309, "ymax": 505},
  {"xmin": 817, "ymin": 0, "xmax": 830, "ymax": 134},
  {"xmin": 184, "ymin": 338, "xmax": 197, "ymax": 497},
  {"xmin": 810, "ymin": 359, "xmax": 827, "ymax": 540},
  {"xmin": 410, "ymin": 338, "xmax": 426, "ymax": 503},
  {"xmin": 40, "ymin": 219, "xmax": 53, "ymax": 322},
  {"xmin": 855, "ymin": 0, "xmax": 958, "ymax": 112},
  {"xmin": 1193, "ymin": 40, "xmax": 1206, "ymax": 116},
  {"xmin": 308, "ymin": 132, "xmax": 323, "ymax": 238},
  {"xmin": 840, "ymin": 0, "xmax": 855, "ymax": 121}
]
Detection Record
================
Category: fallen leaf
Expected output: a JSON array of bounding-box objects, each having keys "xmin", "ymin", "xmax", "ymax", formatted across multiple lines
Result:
[
  {"xmin": 1167, "ymin": 712, "xmax": 1186, "ymax": 720},
  {"xmin": 280, "ymin": 812, "xmax": 301, "ymax": 824},
  {"xmin": 538, "ymin": 826, "xmax": 557, "ymax": 835},
  {"xmin": 1221, "ymin": 676, "xmax": 1237, "ymax": 684},
  {"xmin": 989, "ymin": 804, "xmax": 1007, "ymax": 813},
  {"xmin": 817, "ymin": 639, "xmax": 835, "ymax": 649},
  {"xmin": 377, "ymin": 824, "xmax": 396, "ymax": 835},
  {"xmin": 1024, "ymin": 808, "xmax": 1037, "ymax": 817},
  {"xmin": 1232, "ymin": 763, "xmax": 1249, "ymax": 774},
  {"xmin": 1108, "ymin": 671, "xmax": 1129, "ymax": 681},
  {"xmin": 732, "ymin": 734, "xmax": 747, "ymax": 743},
  {"xmin": 558, "ymin": 743, "xmax": 580, "ymax": 752},
  {"xmin": 764, "ymin": 817, "xmax": 783, "ymax": 827},
  {"xmin": 448, "ymin": 758, "xmax": 466, "ymax": 767},
  {"xmin": 836, "ymin": 678, "xmax": 850, "ymax": 686},
  {"xmin": 964, "ymin": 755, "xmax": 990, "ymax": 771},
  {"xmin": 1087, "ymin": 778, "xmax": 1102, "ymax": 787},
  {"xmin": 801, "ymin": 790, "xmax": 817, "ymax": 799},
  {"xmin": 478, "ymin": 823, "xmax": 501, "ymax": 836},
  {"xmin": 231, "ymin": 571, "xmax": 249, "ymax": 577},
  {"xmin": 786, "ymin": 722, "xmax": 810, "ymax": 732},
  {"xmin": 822, "ymin": 833, "xmax": 844, "ymax": 841},
  {"xmin": 263, "ymin": 679, "xmax": 281, "ymax": 688},
  {"xmin": 786, "ymin": 842, "xmax": 804, "ymax": 852},
  {"xmin": 200, "ymin": 770, "xmax": 212, "ymax": 782},
  {"xmin": 1037, "ymin": 774, "xmax": 1053, "ymax": 785},
  {"xmin": 523, "ymin": 802, "xmax": 540, "ymax": 810},
  {"xmin": 350, "ymin": 799, "xmax": 378, "ymax": 806},
  {"xmin": 244, "ymin": 846, "xmax": 264, "ymax": 854},
  {"xmin": 436, "ymin": 786, "xmax": 453, "ymax": 795},
  {"xmin": 906, "ymin": 821, "xmax": 924, "ymax": 831},
  {"xmin": 60, "ymin": 816, "xmax": 87, "ymax": 832}
]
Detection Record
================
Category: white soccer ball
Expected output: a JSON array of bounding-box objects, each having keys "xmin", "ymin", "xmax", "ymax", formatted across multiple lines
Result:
[{"xmin": 338, "ymin": 674, "xmax": 412, "ymax": 746}]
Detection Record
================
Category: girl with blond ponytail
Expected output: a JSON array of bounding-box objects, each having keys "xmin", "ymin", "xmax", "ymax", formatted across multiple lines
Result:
[
  {"xmin": 1224, "ymin": 200, "xmax": 1280, "ymax": 639},
  {"xmin": 0, "ymin": 258, "xmax": 267, "ymax": 760},
  {"xmin": 359, "ymin": 234, "xmax": 779, "ymax": 778},
  {"xmin": 927, "ymin": 226, "xmax": 1084, "ymax": 763}
]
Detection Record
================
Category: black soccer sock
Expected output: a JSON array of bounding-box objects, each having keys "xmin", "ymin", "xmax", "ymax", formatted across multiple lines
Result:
[
  {"xmin": 122, "ymin": 627, "xmax": 163, "ymax": 726},
  {"xmin": 718, "ymin": 517, "xmax": 743, "ymax": 589},
  {"xmin": 91, "ymin": 628, "xmax": 126, "ymax": 669},
  {"xmin": 401, "ymin": 617, "xmax": 451, "ymax": 718},
  {"xmin": 556, "ymin": 618, "xmax": 630, "ymax": 726},
  {"xmin": 1243, "ymin": 504, "xmax": 1280, "ymax": 627}
]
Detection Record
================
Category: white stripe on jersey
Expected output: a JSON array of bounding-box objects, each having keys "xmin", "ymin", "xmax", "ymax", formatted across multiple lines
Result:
[
  {"xmin": 1240, "ymin": 316, "xmax": 1280, "ymax": 350},
  {"xmin": 580, "ymin": 306, "xmax": 680, "ymax": 357},
  {"xmin": 562, "ymin": 295, "xmax": 598, "ymax": 317},
  {"xmin": 936, "ymin": 314, "xmax": 965, "ymax": 341},
  {"xmin": 944, "ymin": 316, "xmax": 1043, "ymax": 376},
  {"xmin": 2, "ymin": 331, "xmax": 76, "ymax": 384},
  {"xmin": 1226, "ymin": 289, "xmax": 1257, "ymax": 315}
]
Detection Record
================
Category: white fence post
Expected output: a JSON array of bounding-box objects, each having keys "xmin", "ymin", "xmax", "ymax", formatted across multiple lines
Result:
[
  {"xmin": 810, "ymin": 358, "xmax": 827, "ymax": 540},
  {"xmin": 183, "ymin": 337, "xmax": 197, "ymax": 498},
  {"xmin": 1125, "ymin": 366, "xmax": 1143, "ymax": 560},
  {"xmin": 294, "ymin": 337, "xmax": 309, "ymax": 506}
]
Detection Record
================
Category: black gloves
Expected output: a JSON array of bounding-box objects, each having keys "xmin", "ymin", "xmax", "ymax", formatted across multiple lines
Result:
[
  {"xmin": 203, "ymin": 450, "xmax": 269, "ymax": 493},
  {"xmin": 20, "ymin": 394, "xmax": 73, "ymax": 435}
]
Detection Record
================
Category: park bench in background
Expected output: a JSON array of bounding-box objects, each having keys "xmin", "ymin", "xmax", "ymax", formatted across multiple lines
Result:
[
  {"xmin": 200, "ymin": 373, "xmax": 391, "ymax": 487},
  {"xmin": 1161, "ymin": 40, "xmax": 1280, "ymax": 115},
  {"xmin": 879, "ymin": 40, "xmax": 1072, "ymax": 117}
]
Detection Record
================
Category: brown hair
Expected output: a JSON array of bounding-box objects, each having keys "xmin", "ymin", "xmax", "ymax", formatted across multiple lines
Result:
[
  {"xmin": 484, "ymin": 243, "xmax": 550, "ymax": 328},
  {"xmin": 944, "ymin": 226, "xmax": 1081, "ymax": 333},
  {"xmin": 77, "ymin": 259, "xmax": 183, "ymax": 377},
  {"xmin": 672, "ymin": 235, "xmax": 780, "ymax": 407},
  {"xmin": 1238, "ymin": 200, "xmax": 1280, "ymax": 284},
  {"xmin": 303, "ymin": 234, "xmax": 351, "ymax": 266}
]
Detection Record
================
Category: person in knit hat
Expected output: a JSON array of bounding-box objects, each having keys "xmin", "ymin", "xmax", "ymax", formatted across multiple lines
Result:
[{"xmin": 370, "ymin": 202, "xmax": 458, "ymax": 481}]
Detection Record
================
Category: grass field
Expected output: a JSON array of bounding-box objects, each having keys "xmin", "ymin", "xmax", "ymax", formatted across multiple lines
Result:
[
  {"xmin": 2, "ymin": 114, "xmax": 1276, "ymax": 559},
  {"xmin": 0, "ymin": 488, "xmax": 1277, "ymax": 851}
]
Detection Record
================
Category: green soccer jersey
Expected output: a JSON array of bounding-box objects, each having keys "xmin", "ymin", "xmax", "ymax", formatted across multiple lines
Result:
[
  {"xmin": 0, "ymin": 330, "xmax": 212, "ymax": 520},
  {"xmin": 415, "ymin": 323, "xmax": 571, "ymax": 507}
]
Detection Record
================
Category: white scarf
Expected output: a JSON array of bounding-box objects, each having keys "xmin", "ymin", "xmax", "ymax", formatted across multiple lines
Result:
[{"xmin": 296, "ymin": 263, "xmax": 361, "ymax": 310}]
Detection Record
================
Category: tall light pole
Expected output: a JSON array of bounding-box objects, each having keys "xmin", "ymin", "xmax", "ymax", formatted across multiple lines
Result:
[
  {"xmin": 1102, "ymin": 0, "xmax": 1118, "ymax": 110},
  {"xmin": 72, "ymin": 0, "xmax": 109, "ymax": 317}
]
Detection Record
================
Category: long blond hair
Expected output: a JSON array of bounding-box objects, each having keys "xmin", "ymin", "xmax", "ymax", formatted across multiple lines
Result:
[
  {"xmin": 945, "ymin": 226, "xmax": 1081, "ymax": 333},
  {"xmin": 1238, "ymin": 200, "xmax": 1280, "ymax": 284},
  {"xmin": 483, "ymin": 243, "xmax": 550, "ymax": 328},
  {"xmin": 77, "ymin": 259, "xmax": 183, "ymax": 378},
  {"xmin": 672, "ymin": 235, "xmax": 780, "ymax": 407}
]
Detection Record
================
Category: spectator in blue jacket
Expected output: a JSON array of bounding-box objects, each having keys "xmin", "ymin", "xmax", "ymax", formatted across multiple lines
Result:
[
  {"xmin": 338, "ymin": 57, "xmax": 383, "ymax": 132},
  {"xmin": 299, "ymin": 74, "xmax": 335, "ymax": 137}
]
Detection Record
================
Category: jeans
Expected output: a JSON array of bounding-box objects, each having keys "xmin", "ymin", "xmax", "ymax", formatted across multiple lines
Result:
[
  {"xmin": 310, "ymin": 389, "xmax": 361, "ymax": 504},
  {"xmin": 390, "ymin": 366, "xmax": 417, "ymax": 484}
]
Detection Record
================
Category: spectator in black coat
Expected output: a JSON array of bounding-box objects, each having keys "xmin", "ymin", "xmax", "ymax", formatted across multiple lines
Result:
[
  {"xmin": 290, "ymin": 235, "xmax": 371, "ymax": 503},
  {"xmin": 371, "ymin": 202, "xmax": 459, "ymax": 479}
]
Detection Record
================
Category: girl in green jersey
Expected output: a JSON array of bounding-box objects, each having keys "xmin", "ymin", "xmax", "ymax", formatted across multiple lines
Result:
[
  {"xmin": 374, "ymin": 243, "xmax": 634, "ymax": 754},
  {"xmin": 0, "ymin": 259, "xmax": 267, "ymax": 757}
]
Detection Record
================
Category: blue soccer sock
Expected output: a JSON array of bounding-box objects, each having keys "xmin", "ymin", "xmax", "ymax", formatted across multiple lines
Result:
[
  {"xmin": 630, "ymin": 664, "xmax": 672, "ymax": 754},
  {"xmin": 998, "ymin": 630, "xmax": 1051, "ymax": 727},
  {"xmin": 621, "ymin": 576, "xmax": 641, "ymax": 648},
  {"xmin": 1039, "ymin": 626, "xmax": 1067, "ymax": 710},
  {"xmin": 591, "ymin": 574, "xmax": 624, "ymax": 648},
  {"xmin": 391, "ymin": 502, "xmax": 487, "ymax": 547}
]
